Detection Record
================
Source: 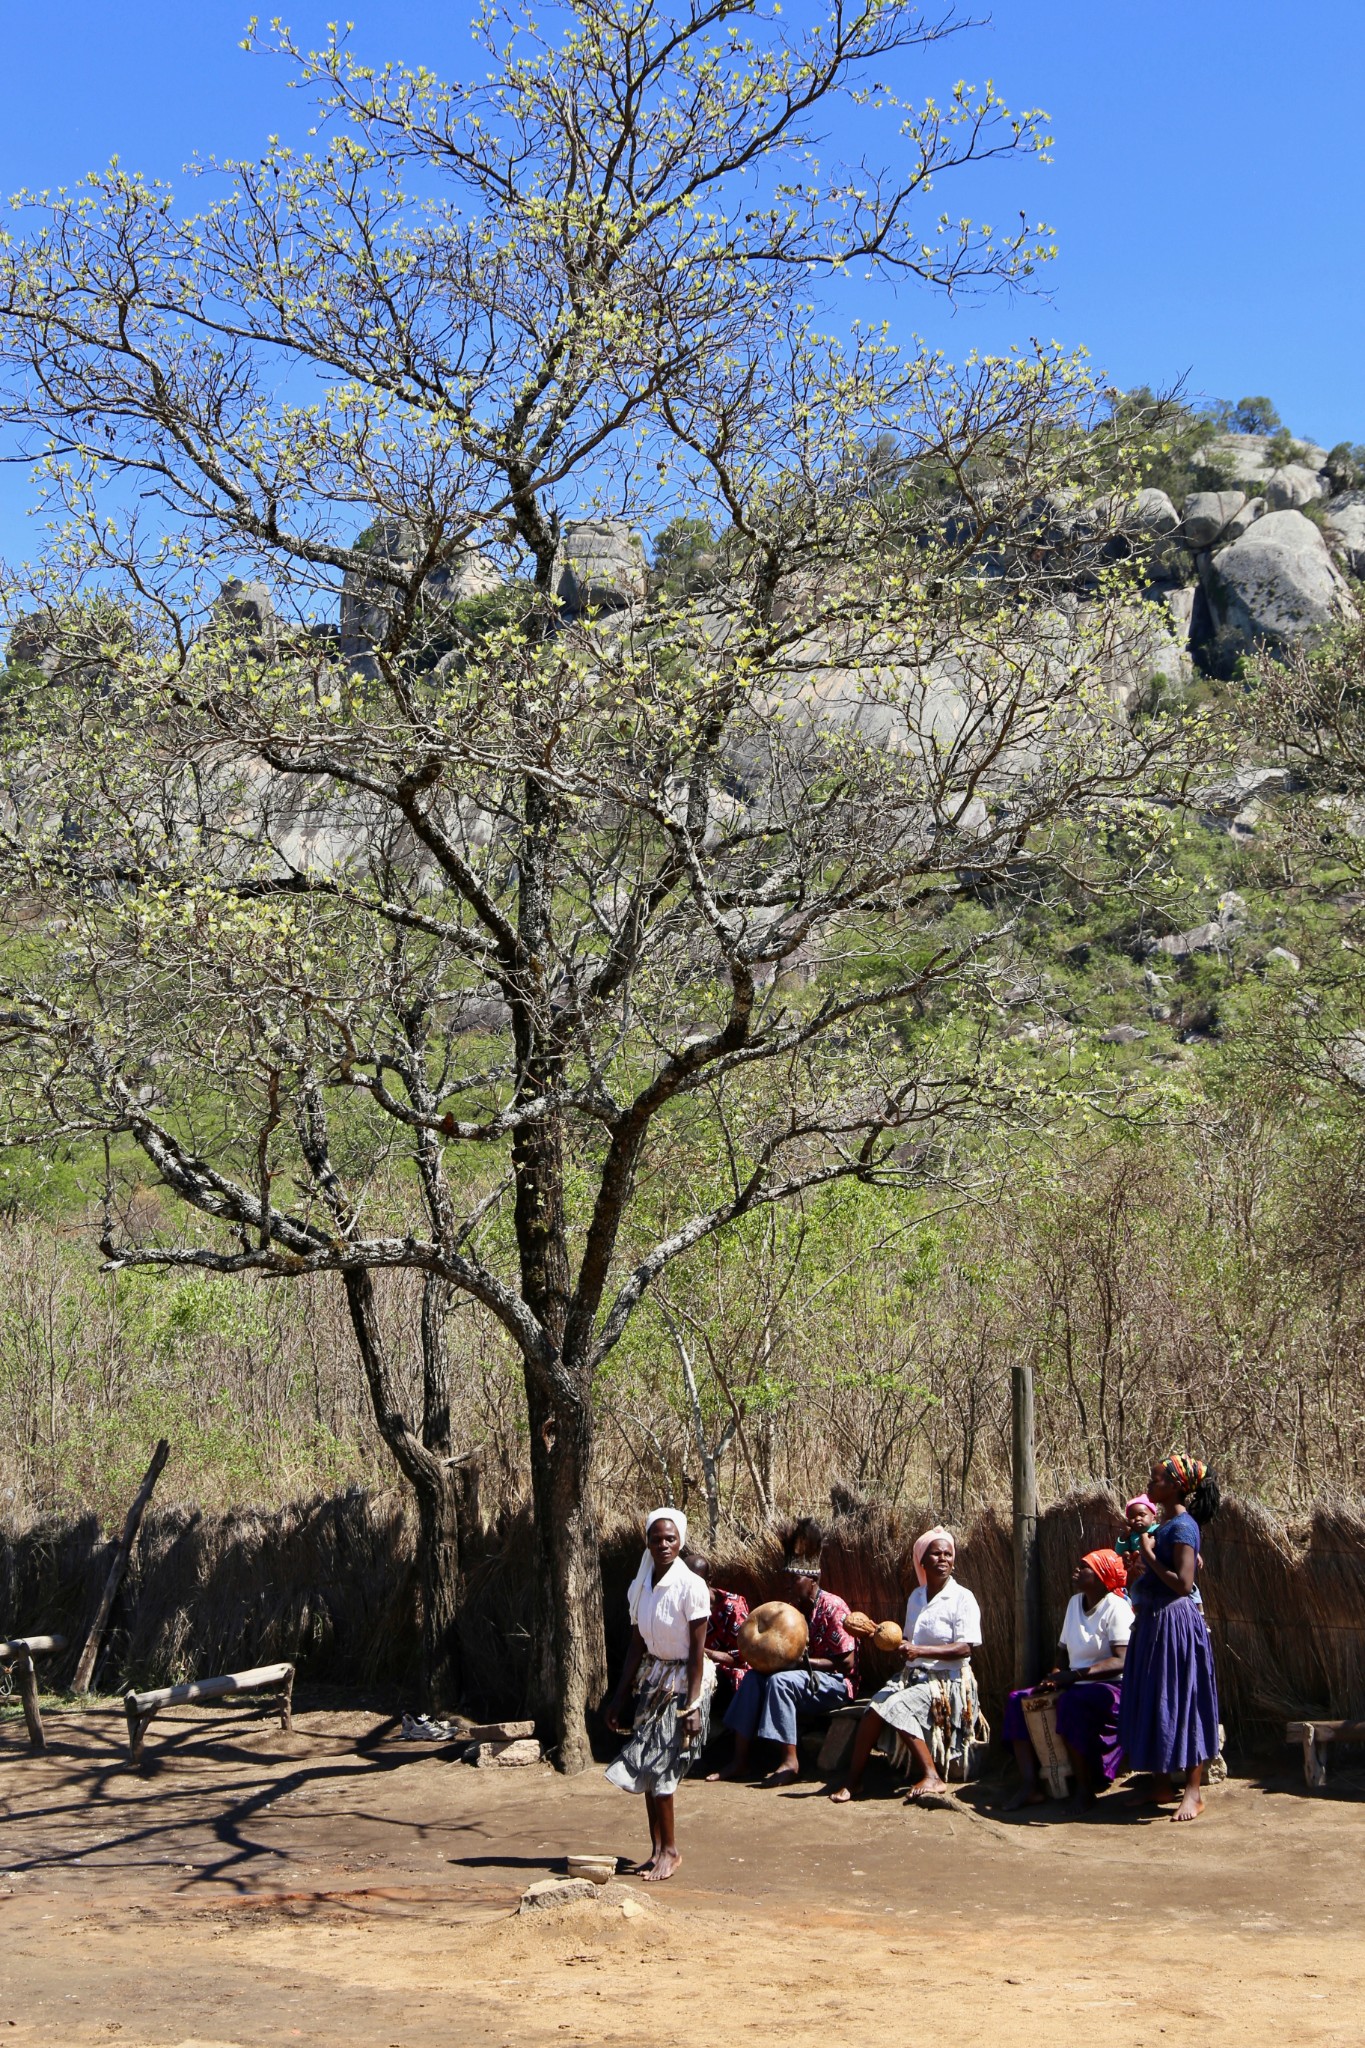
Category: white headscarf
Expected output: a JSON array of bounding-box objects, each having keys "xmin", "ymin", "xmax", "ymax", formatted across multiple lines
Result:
[{"xmin": 626, "ymin": 1507, "xmax": 688, "ymax": 1623}]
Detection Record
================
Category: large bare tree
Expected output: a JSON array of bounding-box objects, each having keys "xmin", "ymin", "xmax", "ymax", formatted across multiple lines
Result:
[{"xmin": 0, "ymin": 1, "xmax": 1198, "ymax": 1764}]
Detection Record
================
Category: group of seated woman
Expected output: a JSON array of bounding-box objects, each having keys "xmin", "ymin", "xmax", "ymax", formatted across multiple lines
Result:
[{"xmin": 605, "ymin": 1458, "xmax": 1221, "ymax": 1876}]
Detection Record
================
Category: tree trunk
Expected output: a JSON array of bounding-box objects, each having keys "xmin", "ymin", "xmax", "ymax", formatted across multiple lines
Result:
[
  {"xmin": 508, "ymin": 1024, "xmax": 605, "ymax": 1770},
  {"xmin": 412, "ymin": 1460, "xmax": 463, "ymax": 1711},
  {"xmin": 524, "ymin": 1356, "xmax": 606, "ymax": 1774},
  {"xmin": 343, "ymin": 1268, "xmax": 466, "ymax": 1714}
]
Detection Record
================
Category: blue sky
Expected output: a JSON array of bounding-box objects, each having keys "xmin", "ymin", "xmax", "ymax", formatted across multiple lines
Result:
[{"xmin": 0, "ymin": 1, "xmax": 1360, "ymax": 559}]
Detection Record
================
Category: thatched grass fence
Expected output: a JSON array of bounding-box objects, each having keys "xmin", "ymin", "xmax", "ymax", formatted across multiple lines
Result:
[{"xmin": 4, "ymin": 1487, "xmax": 1364, "ymax": 1754}]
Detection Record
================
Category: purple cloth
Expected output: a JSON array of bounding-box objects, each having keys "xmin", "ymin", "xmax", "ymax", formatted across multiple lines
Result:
[
  {"xmin": 1002, "ymin": 1686, "xmax": 1033, "ymax": 1746},
  {"xmin": 1057, "ymin": 1679, "xmax": 1125, "ymax": 1781},
  {"xmin": 1117, "ymin": 1594, "xmax": 1220, "ymax": 1772},
  {"xmin": 1003, "ymin": 1679, "xmax": 1125, "ymax": 1782}
]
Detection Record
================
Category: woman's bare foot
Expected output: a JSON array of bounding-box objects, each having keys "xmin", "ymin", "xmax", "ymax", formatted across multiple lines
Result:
[
  {"xmin": 999, "ymin": 1786, "xmax": 1046, "ymax": 1812},
  {"xmin": 906, "ymin": 1775, "xmax": 951, "ymax": 1803},
  {"xmin": 828, "ymin": 1782, "xmax": 861, "ymax": 1803},
  {"xmin": 761, "ymin": 1765, "xmax": 799, "ymax": 1788},
  {"xmin": 1064, "ymin": 1787, "xmax": 1097, "ymax": 1816},
  {"xmin": 631, "ymin": 1849, "xmax": 659, "ymax": 1874},
  {"xmin": 641, "ymin": 1846, "xmax": 681, "ymax": 1881},
  {"xmin": 705, "ymin": 1763, "xmax": 747, "ymax": 1782},
  {"xmin": 1172, "ymin": 1787, "xmax": 1204, "ymax": 1823}
]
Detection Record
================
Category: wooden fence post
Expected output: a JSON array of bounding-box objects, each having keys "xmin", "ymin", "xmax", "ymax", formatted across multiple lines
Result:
[
  {"xmin": 1012, "ymin": 1365, "xmax": 1042, "ymax": 1688},
  {"xmin": 15, "ymin": 1652, "xmax": 46, "ymax": 1753},
  {"xmin": 72, "ymin": 1439, "xmax": 170, "ymax": 1695}
]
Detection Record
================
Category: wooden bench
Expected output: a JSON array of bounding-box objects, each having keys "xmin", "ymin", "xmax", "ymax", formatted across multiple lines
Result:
[
  {"xmin": 1287, "ymin": 1719, "xmax": 1365, "ymax": 1791},
  {"xmin": 124, "ymin": 1662, "xmax": 295, "ymax": 1761},
  {"xmin": 0, "ymin": 1635, "xmax": 68, "ymax": 1754}
]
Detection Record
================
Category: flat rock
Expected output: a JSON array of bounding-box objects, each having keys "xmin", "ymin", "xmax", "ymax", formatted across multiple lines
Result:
[
  {"xmin": 1265, "ymin": 947, "xmax": 1301, "ymax": 971},
  {"xmin": 460, "ymin": 1719, "xmax": 536, "ymax": 1743},
  {"xmin": 473, "ymin": 1737, "xmax": 543, "ymax": 1768},
  {"xmin": 1101, "ymin": 1023, "xmax": 1148, "ymax": 1044},
  {"xmin": 519, "ymin": 1878, "xmax": 600, "ymax": 1912}
]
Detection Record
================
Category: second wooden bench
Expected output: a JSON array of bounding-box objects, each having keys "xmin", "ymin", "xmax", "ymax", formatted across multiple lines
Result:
[{"xmin": 124, "ymin": 1662, "xmax": 295, "ymax": 1761}]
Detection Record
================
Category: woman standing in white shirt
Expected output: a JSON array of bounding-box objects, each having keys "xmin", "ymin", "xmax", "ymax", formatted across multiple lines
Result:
[
  {"xmin": 605, "ymin": 1508, "xmax": 712, "ymax": 1880},
  {"xmin": 830, "ymin": 1527, "xmax": 983, "ymax": 1803},
  {"xmin": 999, "ymin": 1548, "xmax": 1130, "ymax": 1810}
]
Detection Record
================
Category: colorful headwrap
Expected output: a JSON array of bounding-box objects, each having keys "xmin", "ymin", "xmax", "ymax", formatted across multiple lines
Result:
[
  {"xmin": 1162, "ymin": 1455, "xmax": 1207, "ymax": 1497},
  {"xmin": 1082, "ymin": 1548, "xmax": 1128, "ymax": 1598},
  {"xmin": 912, "ymin": 1525, "xmax": 956, "ymax": 1586},
  {"xmin": 1125, "ymin": 1494, "xmax": 1158, "ymax": 1519}
]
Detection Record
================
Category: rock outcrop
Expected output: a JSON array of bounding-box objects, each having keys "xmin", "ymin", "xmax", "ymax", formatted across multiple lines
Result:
[
  {"xmin": 1180, "ymin": 491, "xmax": 1247, "ymax": 550},
  {"xmin": 1146, "ymin": 891, "xmax": 1248, "ymax": 961},
  {"xmin": 1133, "ymin": 488, "xmax": 1180, "ymax": 537},
  {"xmin": 1264, "ymin": 464, "xmax": 1327, "ymax": 511},
  {"xmin": 340, "ymin": 519, "xmax": 502, "ymax": 674},
  {"xmin": 552, "ymin": 519, "xmax": 648, "ymax": 616},
  {"xmin": 212, "ymin": 579, "xmax": 278, "ymax": 662},
  {"xmin": 1322, "ymin": 492, "xmax": 1365, "ymax": 578},
  {"xmin": 1200, "ymin": 432, "xmax": 1329, "ymax": 490},
  {"xmin": 1204, "ymin": 510, "xmax": 1357, "ymax": 654}
]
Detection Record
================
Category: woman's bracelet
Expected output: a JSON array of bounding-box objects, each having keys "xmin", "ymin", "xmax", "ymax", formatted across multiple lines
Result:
[{"xmin": 680, "ymin": 1697, "xmax": 702, "ymax": 1715}]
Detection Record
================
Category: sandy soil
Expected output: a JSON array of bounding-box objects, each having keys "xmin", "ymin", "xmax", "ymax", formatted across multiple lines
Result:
[{"xmin": 2, "ymin": 1701, "xmax": 1363, "ymax": 2048}]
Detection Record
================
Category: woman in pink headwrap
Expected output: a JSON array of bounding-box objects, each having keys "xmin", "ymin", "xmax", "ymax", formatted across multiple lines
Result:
[
  {"xmin": 999, "ymin": 1547, "xmax": 1132, "ymax": 1812},
  {"xmin": 829, "ymin": 1526, "xmax": 983, "ymax": 1804}
]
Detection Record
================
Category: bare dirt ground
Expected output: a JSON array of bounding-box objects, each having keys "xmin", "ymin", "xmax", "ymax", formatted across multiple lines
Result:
[{"xmin": 2, "ymin": 1700, "xmax": 1363, "ymax": 2048}]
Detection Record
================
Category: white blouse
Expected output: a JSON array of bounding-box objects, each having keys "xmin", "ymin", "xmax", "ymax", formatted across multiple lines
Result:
[
  {"xmin": 1058, "ymin": 1590, "xmax": 1131, "ymax": 1671},
  {"xmin": 634, "ymin": 1558, "xmax": 710, "ymax": 1662},
  {"xmin": 902, "ymin": 1579, "xmax": 983, "ymax": 1673}
]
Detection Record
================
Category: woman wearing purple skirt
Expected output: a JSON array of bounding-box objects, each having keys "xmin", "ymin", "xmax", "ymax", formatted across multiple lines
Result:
[
  {"xmin": 1000, "ymin": 1547, "xmax": 1131, "ymax": 1811},
  {"xmin": 1117, "ymin": 1453, "xmax": 1221, "ymax": 1822}
]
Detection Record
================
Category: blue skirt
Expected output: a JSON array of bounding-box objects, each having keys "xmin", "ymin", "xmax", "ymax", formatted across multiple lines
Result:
[{"xmin": 1117, "ymin": 1596, "xmax": 1220, "ymax": 1773}]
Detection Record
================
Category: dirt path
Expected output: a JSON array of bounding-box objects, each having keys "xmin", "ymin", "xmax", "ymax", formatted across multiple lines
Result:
[{"xmin": 2, "ymin": 1705, "xmax": 1362, "ymax": 2047}]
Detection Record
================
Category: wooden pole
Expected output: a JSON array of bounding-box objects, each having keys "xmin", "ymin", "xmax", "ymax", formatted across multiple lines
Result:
[
  {"xmin": 1011, "ymin": 1365, "xmax": 1041, "ymax": 1688},
  {"xmin": 72, "ymin": 1438, "xmax": 170, "ymax": 1694},
  {"xmin": 15, "ymin": 1652, "xmax": 45, "ymax": 1753}
]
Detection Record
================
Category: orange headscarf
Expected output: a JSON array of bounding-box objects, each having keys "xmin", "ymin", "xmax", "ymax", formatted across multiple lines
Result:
[{"xmin": 1082, "ymin": 1548, "xmax": 1128, "ymax": 1598}]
